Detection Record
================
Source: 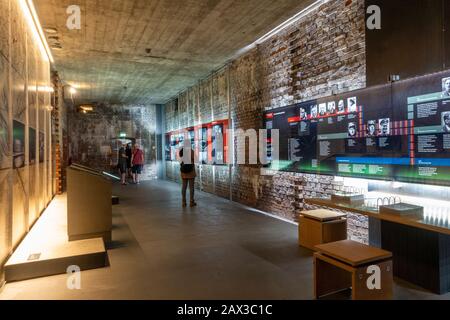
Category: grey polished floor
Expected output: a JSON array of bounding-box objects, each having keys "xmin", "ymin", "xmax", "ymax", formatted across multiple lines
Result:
[{"xmin": 1, "ymin": 180, "xmax": 449, "ymax": 300}]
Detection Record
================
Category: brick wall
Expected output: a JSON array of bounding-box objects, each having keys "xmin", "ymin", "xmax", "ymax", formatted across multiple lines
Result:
[
  {"xmin": 68, "ymin": 103, "xmax": 158, "ymax": 180},
  {"xmin": 164, "ymin": 0, "xmax": 368, "ymax": 243}
]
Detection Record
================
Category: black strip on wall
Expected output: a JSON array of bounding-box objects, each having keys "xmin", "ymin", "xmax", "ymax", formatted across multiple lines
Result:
[{"xmin": 365, "ymin": 0, "xmax": 445, "ymax": 86}]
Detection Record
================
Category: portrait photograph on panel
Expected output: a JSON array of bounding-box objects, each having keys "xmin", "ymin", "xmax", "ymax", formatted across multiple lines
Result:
[
  {"xmin": 367, "ymin": 120, "xmax": 377, "ymax": 137},
  {"xmin": 327, "ymin": 101, "xmax": 336, "ymax": 115},
  {"xmin": 442, "ymin": 112, "xmax": 450, "ymax": 133},
  {"xmin": 299, "ymin": 107, "xmax": 308, "ymax": 120},
  {"xmin": 310, "ymin": 105, "xmax": 318, "ymax": 118},
  {"xmin": 347, "ymin": 97, "xmax": 357, "ymax": 113},
  {"xmin": 337, "ymin": 99, "xmax": 345, "ymax": 114},
  {"xmin": 378, "ymin": 118, "xmax": 390, "ymax": 136},
  {"xmin": 348, "ymin": 122, "xmax": 357, "ymax": 137},
  {"xmin": 319, "ymin": 103, "xmax": 327, "ymax": 116}
]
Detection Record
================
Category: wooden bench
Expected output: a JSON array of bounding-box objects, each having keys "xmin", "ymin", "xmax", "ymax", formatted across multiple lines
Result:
[
  {"xmin": 299, "ymin": 209, "xmax": 347, "ymax": 250},
  {"xmin": 314, "ymin": 240, "xmax": 393, "ymax": 300}
]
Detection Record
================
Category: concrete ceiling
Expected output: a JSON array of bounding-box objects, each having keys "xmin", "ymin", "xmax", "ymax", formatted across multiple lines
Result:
[{"xmin": 34, "ymin": 0, "xmax": 315, "ymax": 105}]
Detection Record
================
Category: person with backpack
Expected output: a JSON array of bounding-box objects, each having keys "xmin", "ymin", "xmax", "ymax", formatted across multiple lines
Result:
[
  {"xmin": 131, "ymin": 143, "xmax": 144, "ymax": 184},
  {"xmin": 178, "ymin": 146, "xmax": 197, "ymax": 207}
]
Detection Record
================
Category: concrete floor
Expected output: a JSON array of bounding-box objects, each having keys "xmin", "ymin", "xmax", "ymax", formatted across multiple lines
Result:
[{"xmin": 0, "ymin": 180, "xmax": 449, "ymax": 300}]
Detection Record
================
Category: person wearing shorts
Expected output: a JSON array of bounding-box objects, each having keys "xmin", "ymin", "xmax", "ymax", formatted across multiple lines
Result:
[
  {"xmin": 131, "ymin": 144, "xmax": 144, "ymax": 184},
  {"xmin": 178, "ymin": 146, "xmax": 197, "ymax": 207}
]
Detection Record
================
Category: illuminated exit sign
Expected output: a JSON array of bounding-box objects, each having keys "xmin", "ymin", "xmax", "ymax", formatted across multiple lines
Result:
[{"xmin": 119, "ymin": 133, "xmax": 127, "ymax": 138}]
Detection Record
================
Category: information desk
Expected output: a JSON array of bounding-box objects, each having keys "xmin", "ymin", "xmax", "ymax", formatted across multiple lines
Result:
[
  {"xmin": 305, "ymin": 197, "xmax": 450, "ymax": 294},
  {"xmin": 67, "ymin": 165, "xmax": 112, "ymax": 243}
]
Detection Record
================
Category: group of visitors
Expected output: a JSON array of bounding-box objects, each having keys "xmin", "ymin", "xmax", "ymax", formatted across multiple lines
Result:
[
  {"xmin": 118, "ymin": 143, "xmax": 144, "ymax": 185},
  {"xmin": 117, "ymin": 142, "xmax": 197, "ymax": 206}
]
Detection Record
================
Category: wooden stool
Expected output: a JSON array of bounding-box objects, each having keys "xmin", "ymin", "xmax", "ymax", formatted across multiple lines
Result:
[
  {"xmin": 314, "ymin": 240, "xmax": 393, "ymax": 300},
  {"xmin": 299, "ymin": 209, "xmax": 347, "ymax": 250}
]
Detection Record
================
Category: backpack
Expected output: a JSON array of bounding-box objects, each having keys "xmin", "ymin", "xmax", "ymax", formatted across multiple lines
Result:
[
  {"xmin": 180, "ymin": 163, "xmax": 194, "ymax": 174},
  {"xmin": 179, "ymin": 148, "xmax": 194, "ymax": 173}
]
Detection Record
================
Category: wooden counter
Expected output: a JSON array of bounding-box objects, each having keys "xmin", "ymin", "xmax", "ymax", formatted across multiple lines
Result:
[
  {"xmin": 305, "ymin": 197, "xmax": 450, "ymax": 236},
  {"xmin": 305, "ymin": 197, "xmax": 450, "ymax": 294}
]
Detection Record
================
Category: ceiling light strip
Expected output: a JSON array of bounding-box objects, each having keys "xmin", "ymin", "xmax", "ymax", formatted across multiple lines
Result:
[
  {"xmin": 231, "ymin": 0, "xmax": 328, "ymax": 60},
  {"xmin": 20, "ymin": 0, "xmax": 54, "ymax": 63},
  {"xmin": 254, "ymin": 0, "xmax": 329, "ymax": 45}
]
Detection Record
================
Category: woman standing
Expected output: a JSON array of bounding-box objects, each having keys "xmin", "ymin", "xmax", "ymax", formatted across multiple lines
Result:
[
  {"xmin": 132, "ymin": 144, "xmax": 144, "ymax": 184},
  {"xmin": 126, "ymin": 143, "xmax": 132, "ymax": 179},
  {"xmin": 118, "ymin": 143, "xmax": 128, "ymax": 185},
  {"xmin": 178, "ymin": 146, "xmax": 197, "ymax": 207}
]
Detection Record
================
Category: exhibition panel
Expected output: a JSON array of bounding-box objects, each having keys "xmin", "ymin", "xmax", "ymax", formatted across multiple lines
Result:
[
  {"xmin": 166, "ymin": 119, "xmax": 229, "ymax": 165},
  {"xmin": 264, "ymin": 69, "xmax": 450, "ymax": 186}
]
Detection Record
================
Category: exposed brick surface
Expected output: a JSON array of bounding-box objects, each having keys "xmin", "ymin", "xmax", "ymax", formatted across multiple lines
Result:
[
  {"xmin": 215, "ymin": 165, "xmax": 230, "ymax": 199},
  {"xmin": 68, "ymin": 103, "xmax": 158, "ymax": 180},
  {"xmin": 199, "ymin": 165, "xmax": 214, "ymax": 194}
]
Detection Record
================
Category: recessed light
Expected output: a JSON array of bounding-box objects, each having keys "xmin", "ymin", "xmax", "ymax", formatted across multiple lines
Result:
[
  {"xmin": 44, "ymin": 27, "xmax": 58, "ymax": 34},
  {"xmin": 79, "ymin": 105, "xmax": 94, "ymax": 111}
]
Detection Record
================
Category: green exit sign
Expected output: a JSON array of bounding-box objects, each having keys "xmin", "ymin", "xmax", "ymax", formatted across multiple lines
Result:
[{"xmin": 119, "ymin": 133, "xmax": 127, "ymax": 138}]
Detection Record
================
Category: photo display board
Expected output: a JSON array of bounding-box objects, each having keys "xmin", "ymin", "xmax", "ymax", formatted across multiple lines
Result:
[
  {"xmin": 165, "ymin": 119, "xmax": 228, "ymax": 165},
  {"xmin": 264, "ymin": 69, "xmax": 450, "ymax": 186}
]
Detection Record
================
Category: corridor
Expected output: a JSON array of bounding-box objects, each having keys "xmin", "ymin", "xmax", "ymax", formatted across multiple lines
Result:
[{"xmin": 0, "ymin": 181, "xmax": 448, "ymax": 300}]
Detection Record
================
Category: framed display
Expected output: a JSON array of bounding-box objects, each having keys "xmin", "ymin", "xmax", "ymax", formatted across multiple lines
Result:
[
  {"xmin": 39, "ymin": 131, "xmax": 44, "ymax": 163},
  {"xmin": 165, "ymin": 119, "xmax": 229, "ymax": 165},
  {"xmin": 198, "ymin": 126, "xmax": 208, "ymax": 164},
  {"xmin": 165, "ymin": 134, "xmax": 171, "ymax": 161},
  {"xmin": 29, "ymin": 127, "xmax": 36, "ymax": 165},
  {"xmin": 0, "ymin": 115, "xmax": 8, "ymax": 169},
  {"xmin": 13, "ymin": 120, "xmax": 25, "ymax": 169},
  {"xmin": 211, "ymin": 123, "xmax": 224, "ymax": 164}
]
